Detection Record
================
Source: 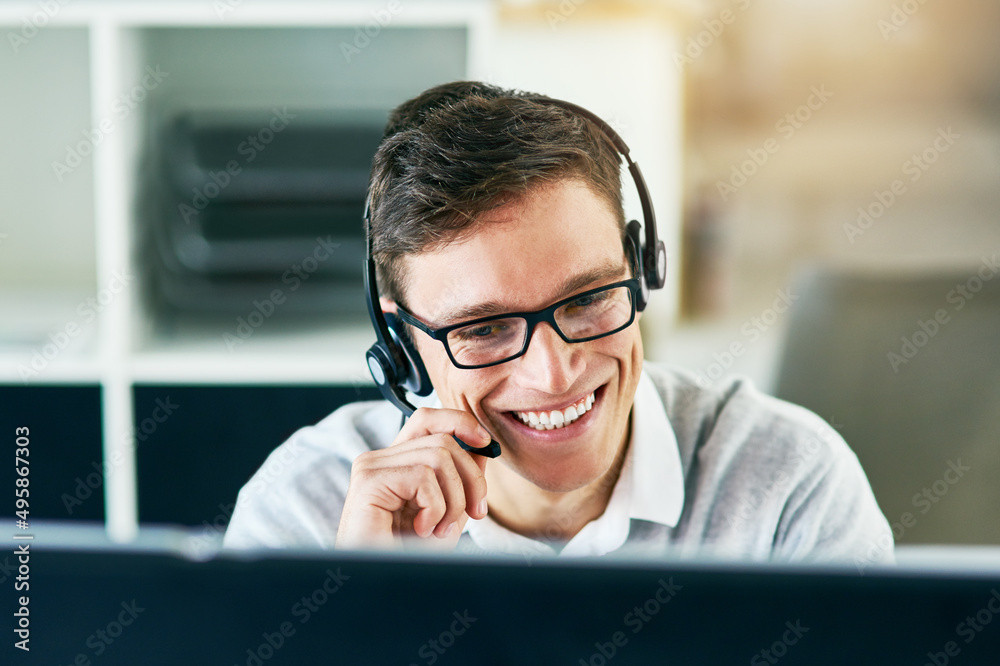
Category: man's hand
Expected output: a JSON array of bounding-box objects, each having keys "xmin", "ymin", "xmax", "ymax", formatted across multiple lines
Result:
[{"xmin": 335, "ymin": 407, "xmax": 491, "ymax": 550}]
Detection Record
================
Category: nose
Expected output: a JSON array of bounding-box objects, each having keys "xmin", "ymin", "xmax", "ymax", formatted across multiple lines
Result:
[{"xmin": 513, "ymin": 322, "xmax": 584, "ymax": 395}]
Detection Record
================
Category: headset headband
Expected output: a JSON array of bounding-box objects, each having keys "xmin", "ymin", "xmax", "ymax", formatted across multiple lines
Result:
[
  {"xmin": 524, "ymin": 98, "xmax": 666, "ymax": 295},
  {"xmin": 362, "ymin": 94, "xmax": 666, "ymax": 458}
]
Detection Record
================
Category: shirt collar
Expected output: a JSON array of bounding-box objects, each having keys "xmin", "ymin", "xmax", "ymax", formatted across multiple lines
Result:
[
  {"xmin": 462, "ymin": 366, "xmax": 685, "ymax": 556},
  {"xmin": 627, "ymin": 367, "xmax": 685, "ymax": 527}
]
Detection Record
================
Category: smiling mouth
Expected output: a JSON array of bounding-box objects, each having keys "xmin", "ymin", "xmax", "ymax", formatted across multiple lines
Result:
[{"xmin": 510, "ymin": 391, "xmax": 597, "ymax": 431}]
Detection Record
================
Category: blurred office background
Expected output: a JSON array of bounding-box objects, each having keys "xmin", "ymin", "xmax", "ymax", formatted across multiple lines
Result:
[{"xmin": 0, "ymin": 0, "xmax": 997, "ymax": 547}]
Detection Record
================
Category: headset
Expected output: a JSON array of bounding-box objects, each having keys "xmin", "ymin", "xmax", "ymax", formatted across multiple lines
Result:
[{"xmin": 363, "ymin": 96, "xmax": 666, "ymax": 458}]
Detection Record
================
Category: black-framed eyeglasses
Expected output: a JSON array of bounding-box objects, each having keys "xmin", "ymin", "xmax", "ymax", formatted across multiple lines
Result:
[{"xmin": 395, "ymin": 277, "xmax": 641, "ymax": 369}]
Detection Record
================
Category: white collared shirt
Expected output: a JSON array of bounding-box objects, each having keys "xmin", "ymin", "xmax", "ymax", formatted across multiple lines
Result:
[
  {"xmin": 226, "ymin": 363, "xmax": 894, "ymax": 566},
  {"xmin": 460, "ymin": 370, "xmax": 685, "ymax": 557}
]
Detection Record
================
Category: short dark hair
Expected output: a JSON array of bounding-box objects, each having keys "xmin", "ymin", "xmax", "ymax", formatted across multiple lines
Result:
[{"xmin": 367, "ymin": 80, "xmax": 625, "ymax": 305}]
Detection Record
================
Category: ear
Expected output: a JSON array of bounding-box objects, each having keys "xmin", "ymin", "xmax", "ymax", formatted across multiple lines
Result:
[{"xmin": 379, "ymin": 297, "xmax": 398, "ymax": 314}]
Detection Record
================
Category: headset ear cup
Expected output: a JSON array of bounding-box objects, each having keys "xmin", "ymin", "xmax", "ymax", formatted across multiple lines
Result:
[
  {"xmin": 384, "ymin": 312, "xmax": 434, "ymax": 397},
  {"xmin": 365, "ymin": 345, "xmax": 395, "ymax": 389},
  {"xmin": 625, "ymin": 220, "xmax": 650, "ymax": 312},
  {"xmin": 651, "ymin": 240, "xmax": 667, "ymax": 290}
]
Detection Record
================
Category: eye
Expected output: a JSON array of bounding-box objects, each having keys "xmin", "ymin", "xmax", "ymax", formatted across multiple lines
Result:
[
  {"xmin": 565, "ymin": 290, "xmax": 612, "ymax": 313},
  {"xmin": 470, "ymin": 324, "xmax": 501, "ymax": 338},
  {"xmin": 455, "ymin": 323, "xmax": 507, "ymax": 341}
]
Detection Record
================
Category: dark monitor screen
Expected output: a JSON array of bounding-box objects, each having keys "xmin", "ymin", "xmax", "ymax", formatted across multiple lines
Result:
[{"xmin": 15, "ymin": 531, "xmax": 1000, "ymax": 665}]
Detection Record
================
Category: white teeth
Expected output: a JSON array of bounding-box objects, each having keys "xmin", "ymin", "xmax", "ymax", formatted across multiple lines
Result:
[{"xmin": 513, "ymin": 391, "xmax": 596, "ymax": 431}]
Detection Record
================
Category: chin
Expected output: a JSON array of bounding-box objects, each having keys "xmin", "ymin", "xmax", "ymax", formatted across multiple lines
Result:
[
  {"xmin": 513, "ymin": 463, "xmax": 603, "ymax": 494},
  {"xmin": 501, "ymin": 434, "xmax": 620, "ymax": 494}
]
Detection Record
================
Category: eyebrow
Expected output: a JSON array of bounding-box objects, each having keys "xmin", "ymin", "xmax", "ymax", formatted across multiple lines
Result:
[{"xmin": 433, "ymin": 260, "xmax": 630, "ymax": 325}]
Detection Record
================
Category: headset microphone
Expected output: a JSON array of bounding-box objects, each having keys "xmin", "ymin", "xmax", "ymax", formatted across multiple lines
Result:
[{"xmin": 362, "ymin": 95, "xmax": 665, "ymax": 460}]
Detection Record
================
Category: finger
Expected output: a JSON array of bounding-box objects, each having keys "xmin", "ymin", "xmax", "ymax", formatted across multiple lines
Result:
[
  {"xmin": 366, "ymin": 434, "xmax": 488, "ymax": 526},
  {"xmin": 420, "ymin": 441, "xmax": 469, "ymax": 538},
  {"xmin": 381, "ymin": 434, "xmax": 489, "ymax": 521},
  {"xmin": 473, "ymin": 453, "xmax": 490, "ymax": 515},
  {"xmin": 443, "ymin": 436, "xmax": 490, "ymax": 520},
  {"xmin": 400, "ymin": 510, "xmax": 473, "ymax": 553},
  {"xmin": 337, "ymin": 458, "xmax": 447, "ymax": 548},
  {"xmin": 399, "ymin": 463, "xmax": 448, "ymax": 538},
  {"xmin": 396, "ymin": 407, "xmax": 493, "ymax": 451}
]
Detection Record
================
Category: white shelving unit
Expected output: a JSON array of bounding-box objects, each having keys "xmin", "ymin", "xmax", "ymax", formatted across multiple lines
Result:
[
  {"xmin": 0, "ymin": 0, "xmax": 492, "ymax": 541},
  {"xmin": 2, "ymin": 0, "xmax": 687, "ymax": 543}
]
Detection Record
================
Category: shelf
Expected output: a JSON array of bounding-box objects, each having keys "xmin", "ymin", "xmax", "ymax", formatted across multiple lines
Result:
[
  {"xmin": 0, "ymin": 288, "xmax": 102, "ymax": 383},
  {"xmin": 133, "ymin": 319, "xmax": 375, "ymax": 384},
  {"xmin": 0, "ymin": 4, "xmax": 485, "ymax": 544}
]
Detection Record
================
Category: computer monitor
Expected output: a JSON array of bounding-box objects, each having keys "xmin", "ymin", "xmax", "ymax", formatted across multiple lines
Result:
[{"xmin": 18, "ymin": 524, "xmax": 1000, "ymax": 665}]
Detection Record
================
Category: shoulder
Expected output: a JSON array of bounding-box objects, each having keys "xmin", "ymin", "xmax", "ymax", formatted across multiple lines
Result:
[
  {"xmin": 257, "ymin": 398, "xmax": 400, "ymax": 482},
  {"xmin": 223, "ymin": 399, "xmax": 398, "ymax": 549},
  {"xmin": 643, "ymin": 363, "xmax": 891, "ymax": 562},
  {"xmin": 643, "ymin": 362, "xmax": 846, "ymax": 476}
]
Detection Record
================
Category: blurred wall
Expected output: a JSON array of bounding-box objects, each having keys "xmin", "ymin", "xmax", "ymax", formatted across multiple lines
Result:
[
  {"xmin": 679, "ymin": 0, "xmax": 1000, "ymax": 320},
  {"xmin": 491, "ymin": 0, "xmax": 693, "ymax": 336}
]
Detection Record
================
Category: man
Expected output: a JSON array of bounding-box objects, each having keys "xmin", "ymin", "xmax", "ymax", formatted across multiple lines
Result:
[{"xmin": 224, "ymin": 81, "xmax": 893, "ymax": 563}]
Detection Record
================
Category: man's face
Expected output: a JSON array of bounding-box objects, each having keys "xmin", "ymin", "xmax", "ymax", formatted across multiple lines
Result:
[{"xmin": 395, "ymin": 178, "xmax": 644, "ymax": 493}]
